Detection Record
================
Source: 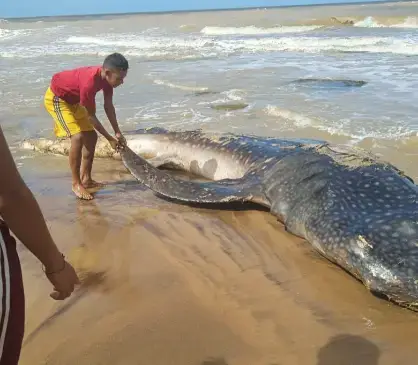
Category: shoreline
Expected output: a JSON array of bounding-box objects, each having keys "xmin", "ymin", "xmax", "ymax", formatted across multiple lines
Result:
[{"xmin": 2, "ymin": 0, "xmax": 413, "ymax": 22}]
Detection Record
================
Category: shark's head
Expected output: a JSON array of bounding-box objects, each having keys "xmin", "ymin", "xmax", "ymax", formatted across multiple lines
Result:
[{"xmin": 349, "ymin": 212, "xmax": 418, "ymax": 309}]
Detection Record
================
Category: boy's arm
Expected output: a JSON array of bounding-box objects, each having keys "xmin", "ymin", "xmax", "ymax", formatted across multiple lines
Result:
[
  {"xmin": 80, "ymin": 85, "xmax": 118, "ymax": 148},
  {"xmin": 103, "ymin": 92, "xmax": 120, "ymax": 135},
  {"xmin": 85, "ymin": 104, "xmax": 115, "ymax": 141},
  {"xmin": 104, "ymin": 90, "xmax": 126, "ymax": 145}
]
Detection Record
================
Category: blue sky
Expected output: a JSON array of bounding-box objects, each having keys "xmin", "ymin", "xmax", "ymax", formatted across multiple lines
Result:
[{"xmin": 1, "ymin": 0, "xmax": 388, "ymax": 19}]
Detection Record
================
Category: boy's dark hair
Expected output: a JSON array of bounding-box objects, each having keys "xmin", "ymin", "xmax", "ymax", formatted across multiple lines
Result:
[{"xmin": 103, "ymin": 53, "xmax": 129, "ymax": 71}]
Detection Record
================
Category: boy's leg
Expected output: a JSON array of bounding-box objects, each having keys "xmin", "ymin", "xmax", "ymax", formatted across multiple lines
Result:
[
  {"xmin": 80, "ymin": 130, "xmax": 104, "ymax": 188},
  {"xmin": 70, "ymin": 133, "xmax": 93, "ymax": 200},
  {"xmin": 44, "ymin": 87, "xmax": 95, "ymax": 200}
]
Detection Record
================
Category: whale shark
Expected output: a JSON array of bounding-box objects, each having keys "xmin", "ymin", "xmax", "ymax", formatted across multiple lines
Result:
[{"xmin": 22, "ymin": 127, "xmax": 418, "ymax": 311}]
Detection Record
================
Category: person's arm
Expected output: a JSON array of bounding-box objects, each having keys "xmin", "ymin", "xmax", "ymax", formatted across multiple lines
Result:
[
  {"xmin": 80, "ymin": 85, "xmax": 118, "ymax": 148},
  {"xmin": 104, "ymin": 88, "xmax": 126, "ymax": 146},
  {"xmin": 0, "ymin": 126, "xmax": 79, "ymax": 300},
  {"xmin": 86, "ymin": 105, "xmax": 115, "ymax": 141},
  {"xmin": 103, "ymin": 89, "xmax": 121, "ymax": 135},
  {"xmin": 0, "ymin": 129, "xmax": 64, "ymax": 270}
]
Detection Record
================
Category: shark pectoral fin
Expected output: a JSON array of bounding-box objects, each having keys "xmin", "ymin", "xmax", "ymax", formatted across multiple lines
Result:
[
  {"xmin": 121, "ymin": 147, "xmax": 268, "ymax": 205},
  {"xmin": 147, "ymin": 154, "xmax": 183, "ymax": 168}
]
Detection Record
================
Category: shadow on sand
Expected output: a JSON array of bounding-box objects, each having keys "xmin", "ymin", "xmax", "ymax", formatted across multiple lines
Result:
[{"xmin": 317, "ymin": 334, "xmax": 380, "ymax": 365}]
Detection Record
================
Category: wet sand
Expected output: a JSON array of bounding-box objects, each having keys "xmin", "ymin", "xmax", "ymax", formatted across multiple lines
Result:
[
  {"xmin": 16, "ymin": 155, "xmax": 418, "ymax": 365},
  {"xmin": 3, "ymin": 0, "xmax": 418, "ymax": 362}
]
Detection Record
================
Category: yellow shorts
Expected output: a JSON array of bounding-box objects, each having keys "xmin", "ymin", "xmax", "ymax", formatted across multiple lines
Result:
[{"xmin": 44, "ymin": 87, "xmax": 94, "ymax": 138}]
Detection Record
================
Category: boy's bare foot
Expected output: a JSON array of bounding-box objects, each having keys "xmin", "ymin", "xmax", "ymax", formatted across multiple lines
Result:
[
  {"xmin": 72, "ymin": 183, "xmax": 94, "ymax": 200},
  {"xmin": 82, "ymin": 180, "xmax": 106, "ymax": 189}
]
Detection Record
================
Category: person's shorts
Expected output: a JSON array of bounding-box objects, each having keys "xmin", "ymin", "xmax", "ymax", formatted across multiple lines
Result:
[
  {"xmin": 44, "ymin": 87, "xmax": 94, "ymax": 138},
  {"xmin": 0, "ymin": 220, "xmax": 24, "ymax": 365}
]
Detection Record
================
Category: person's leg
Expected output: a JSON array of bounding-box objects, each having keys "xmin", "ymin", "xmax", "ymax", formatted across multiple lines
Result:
[
  {"xmin": 0, "ymin": 221, "xmax": 25, "ymax": 365},
  {"xmin": 80, "ymin": 130, "xmax": 104, "ymax": 188},
  {"xmin": 70, "ymin": 133, "xmax": 93, "ymax": 200},
  {"xmin": 44, "ymin": 89, "xmax": 95, "ymax": 200}
]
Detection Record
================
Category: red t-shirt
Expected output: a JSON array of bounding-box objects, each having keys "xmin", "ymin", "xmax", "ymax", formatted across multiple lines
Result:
[{"xmin": 50, "ymin": 65, "xmax": 113, "ymax": 110}]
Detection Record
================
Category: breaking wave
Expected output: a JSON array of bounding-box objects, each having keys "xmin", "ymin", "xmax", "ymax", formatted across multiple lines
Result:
[
  {"xmin": 66, "ymin": 35, "xmax": 211, "ymax": 50},
  {"xmin": 62, "ymin": 34, "xmax": 418, "ymax": 57},
  {"xmin": 0, "ymin": 28, "xmax": 30, "ymax": 41},
  {"xmin": 215, "ymin": 36, "xmax": 418, "ymax": 56},
  {"xmin": 2, "ymin": 33, "xmax": 417, "ymax": 58},
  {"xmin": 265, "ymin": 105, "xmax": 318, "ymax": 128},
  {"xmin": 2, "ymin": 14, "xmax": 418, "ymax": 60},
  {"xmin": 200, "ymin": 25, "xmax": 320, "ymax": 35},
  {"xmin": 47, "ymin": 34, "xmax": 418, "ymax": 58},
  {"xmin": 308, "ymin": 15, "xmax": 418, "ymax": 28},
  {"xmin": 353, "ymin": 16, "xmax": 418, "ymax": 29}
]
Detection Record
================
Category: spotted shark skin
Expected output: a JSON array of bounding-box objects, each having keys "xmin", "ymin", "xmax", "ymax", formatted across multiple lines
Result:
[{"xmin": 21, "ymin": 127, "xmax": 418, "ymax": 311}]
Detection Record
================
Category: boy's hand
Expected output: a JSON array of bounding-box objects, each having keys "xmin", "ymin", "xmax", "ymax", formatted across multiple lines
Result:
[
  {"xmin": 115, "ymin": 132, "xmax": 126, "ymax": 148},
  {"xmin": 108, "ymin": 137, "xmax": 119, "ymax": 151},
  {"xmin": 115, "ymin": 132, "xmax": 126, "ymax": 146}
]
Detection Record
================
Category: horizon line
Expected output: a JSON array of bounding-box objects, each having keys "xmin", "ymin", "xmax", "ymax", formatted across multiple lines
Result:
[{"xmin": 2, "ymin": 0, "xmax": 409, "ymax": 21}]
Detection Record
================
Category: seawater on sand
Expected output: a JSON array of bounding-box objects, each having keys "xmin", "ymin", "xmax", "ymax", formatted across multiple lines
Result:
[{"xmin": 2, "ymin": 1, "xmax": 418, "ymax": 364}]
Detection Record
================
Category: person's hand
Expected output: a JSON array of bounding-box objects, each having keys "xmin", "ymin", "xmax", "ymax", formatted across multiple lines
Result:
[
  {"xmin": 108, "ymin": 137, "xmax": 119, "ymax": 151},
  {"xmin": 44, "ymin": 258, "xmax": 80, "ymax": 300},
  {"xmin": 115, "ymin": 132, "xmax": 127, "ymax": 148}
]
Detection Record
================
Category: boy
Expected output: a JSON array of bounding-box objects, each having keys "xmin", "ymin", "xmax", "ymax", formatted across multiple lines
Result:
[{"xmin": 44, "ymin": 53, "xmax": 129, "ymax": 200}]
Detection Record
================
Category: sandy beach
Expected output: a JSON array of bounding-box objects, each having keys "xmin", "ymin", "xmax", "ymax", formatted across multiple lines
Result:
[
  {"xmin": 1, "ymin": 0, "xmax": 418, "ymax": 363},
  {"xmin": 11, "ymin": 153, "xmax": 417, "ymax": 365}
]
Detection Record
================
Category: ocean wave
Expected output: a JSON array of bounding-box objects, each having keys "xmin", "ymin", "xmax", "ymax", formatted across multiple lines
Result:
[
  {"xmin": 153, "ymin": 79, "xmax": 210, "ymax": 92},
  {"xmin": 0, "ymin": 25, "xmax": 61, "ymax": 42},
  {"xmin": 67, "ymin": 34, "xmax": 418, "ymax": 56},
  {"xmin": 265, "ymin": 105, "xmax": 318, "ymax": 128},
  {"xmin": 390, "ymin": 16, "xmax": 418, "ymax": 29},
  {"xmin": 265, "ymin": 105, "xmax": 417, "ymax": 141},
  {"xmin": 200, "ymin": 25, "xmax": 320, "ymax": 35},
  {"xmin": 66, "ymin": 35, "xmax": 211, "ymax": 49},
  {"xmin": 2, "ymin": 32, "xmax": 417, "ymax": 59},
  {"xmin": 0, "ymin": 48, "xmax": 214, "ymax": 61},
  {"xmin": 353, "ymin": 17, "xmax": 385, "ymax": 28},
  {"xmin": 354, "ymin": 16, "xmax": 418, "ymax": 29},
  {"xmin": 195, "ymin": 89, "xmax": 249, "ymax": 112},
  {"xmin": 179, "ymin": 24, "xmax": 199, "ymax": 32},
  {"xmin": 322, "ymin": 15, "xmax": 418, "ymax": 29},
  {"xmin": 0, "ymin": 28, "xmax": 30, "ymax": 41},
  {"xmin": 218, "ymin": 36, "xmax": 418, "ymax": 55},
  {"xmin": 0, "ymin": 34, "xmax": 215, "ymax": 60},
  {"xmin": 64, "ymin": 35, "xmax": 217, "ymax": 59},
  {"xmin": 291, "ymin": 15, "xmax": 418, "ymax": 30}
]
